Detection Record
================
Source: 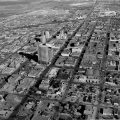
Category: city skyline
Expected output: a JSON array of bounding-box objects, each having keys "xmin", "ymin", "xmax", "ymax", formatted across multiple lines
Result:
[{"xmin": 0, "ymin": 0, "xmax": 120, "ymax": 120}]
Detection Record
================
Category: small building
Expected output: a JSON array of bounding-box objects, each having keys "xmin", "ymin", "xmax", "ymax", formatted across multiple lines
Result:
[
  {"xmin": 103, "ymin": 108, "xmax": 113, "ymax": 116},
  {"xmin": 48, "ymin": 67, "xmax": 59, "ymax": 78}
]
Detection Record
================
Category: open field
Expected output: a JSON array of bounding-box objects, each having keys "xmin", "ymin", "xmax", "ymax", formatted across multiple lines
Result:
[{"xmin": 0, "ymin": 0, "xmax": 94, "ymax": 18}]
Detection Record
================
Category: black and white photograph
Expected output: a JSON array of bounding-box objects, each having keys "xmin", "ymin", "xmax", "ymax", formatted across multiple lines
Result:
[{"xmin": 0, "ymin": 0, "xmax": 120, "ymax": 120}]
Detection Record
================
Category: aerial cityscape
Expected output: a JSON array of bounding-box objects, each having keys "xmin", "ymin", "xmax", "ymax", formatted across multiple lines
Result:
[{"xmin": 0, "ymin": 0, "xmax": 120, "ymax": 120}]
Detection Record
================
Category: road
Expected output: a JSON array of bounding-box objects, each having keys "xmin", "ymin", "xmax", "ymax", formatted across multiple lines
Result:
[
  {"xmin": 4, "ymin": 0, "xmax": 120, "ymax": 120},
  {"xmin": 6, "ymin": 2, "xmax": 98, "ymax": 119}
]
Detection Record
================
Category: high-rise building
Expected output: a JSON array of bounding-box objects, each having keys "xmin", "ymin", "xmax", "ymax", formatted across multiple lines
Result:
[
  {"xmin": 41, "ymin": 31, "xmax": 46, "ymax": 44},
  {"xmin": 45, "ymin": 31, "xmax": 50, "ymax": 39},
  {"xmin": 38, "ymin": 44, "xmax": 53, "ymax": 63},
  {"xmin": 60, "ymin": 30, "xmax": 64, "ymax": 39}
]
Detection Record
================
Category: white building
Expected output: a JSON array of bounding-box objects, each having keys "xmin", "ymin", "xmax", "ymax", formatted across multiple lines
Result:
[
  {"xmin": 48, "ymin": 67, "xmax": 59, "ymax": 78},
  {"xmin": 38, "ymin": 44, "xmax": 53, "ymax": 63},
  {"xmin": 76, "ymin": 15, "xmax": 86, "ymax": 20},
  {"xmin": 99, "ymin": 10, "xmax": 116, "ymax": 17},
  {"xmin": 45, "ymin": 31, "xmax": 50, "ymax": 39},
  {"xmin": 41, "ymin": 32, "xmax": 46, "ymax": 44}
]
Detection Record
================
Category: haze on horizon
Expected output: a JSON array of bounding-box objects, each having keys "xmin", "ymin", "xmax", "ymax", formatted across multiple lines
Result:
[{"xmin": 0, "ymin": 0, "xmax": 93, "ymax": 18}]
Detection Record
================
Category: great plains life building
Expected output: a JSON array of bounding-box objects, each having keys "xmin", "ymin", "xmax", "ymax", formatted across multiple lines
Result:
[{"xmin": 38, "ymin": 43, "xmax": 53, "ymax": 63}]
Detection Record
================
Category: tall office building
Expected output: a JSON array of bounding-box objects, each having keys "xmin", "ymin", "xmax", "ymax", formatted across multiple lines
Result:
[
  {"xmin": 60, "ymin": 30, "xmax": 65, "ymax": 39},
  {"xmin": 45, "ymin": 31, "xmax": 50, "ymax": 39},
  {"xmin": 38, "ymin": 44, "xmax": 53, "ymax": 63},
  {"xmin": 41, "ymin": 31, "xmax": 46, "ymax": 44}
]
